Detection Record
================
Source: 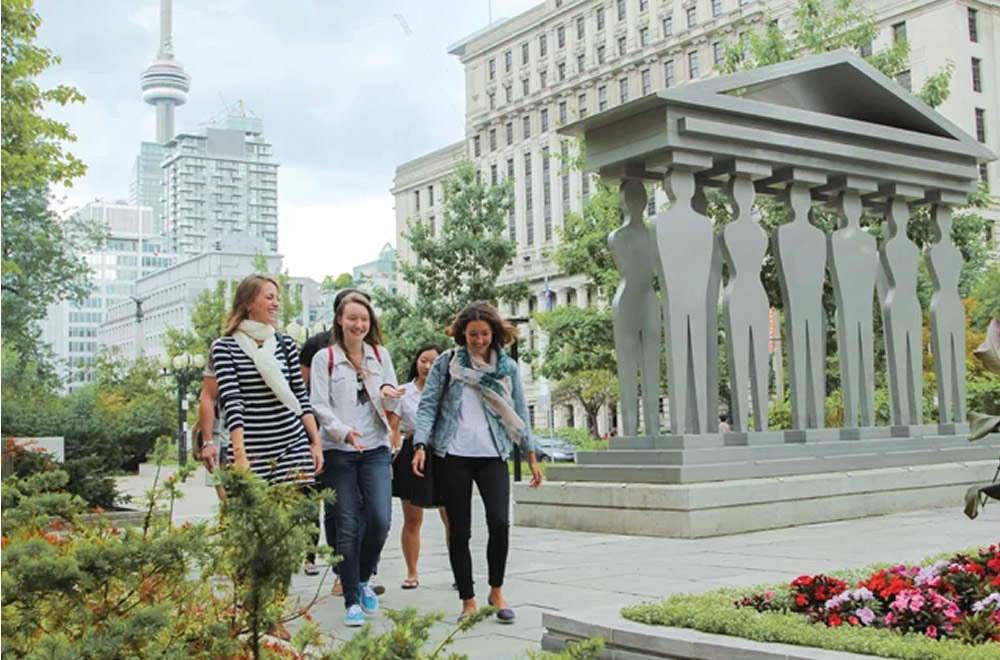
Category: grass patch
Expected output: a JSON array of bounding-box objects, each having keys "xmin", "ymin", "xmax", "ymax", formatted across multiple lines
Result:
[{"xmin": 621, "ymin": 548, "xmax": 1000, "ymax": 660}]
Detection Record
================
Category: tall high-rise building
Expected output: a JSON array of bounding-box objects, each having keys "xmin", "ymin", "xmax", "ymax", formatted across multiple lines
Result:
[
  {"xmin": 395, "ymin": 0, "xmax": 999, "ymax": 431},
  {"xmin": 161, "ymin": 117, "xmax": 279, "ymax": 257},
  {"xmin": 41, "ymin": 201, "xmax": 174, "ymax": 391},
  {"xmin": 130, "ymin": 142, "xmax": 168, "ymax": 235}
]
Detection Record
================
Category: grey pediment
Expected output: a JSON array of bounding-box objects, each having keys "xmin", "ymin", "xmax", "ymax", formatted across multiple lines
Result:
[{"xmin": 682, "ymin": 50, "xmax": 990, "ymax": 156}]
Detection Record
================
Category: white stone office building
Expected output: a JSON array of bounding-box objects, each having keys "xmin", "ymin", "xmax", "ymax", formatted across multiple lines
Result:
[
  {"xmin": 41, "ymin": 201, "xmax": 174, "ymax": 392},
  {"xmin": 162, "ymin": 115, "xmax": 279, "ymax": 258},
  {"xmin": 100, "ymin": 237, "xmax": 324, "ymax": 362},
  {"xmin": 393, "ymin": 0, "xmax": 999, "ymax": 431}
]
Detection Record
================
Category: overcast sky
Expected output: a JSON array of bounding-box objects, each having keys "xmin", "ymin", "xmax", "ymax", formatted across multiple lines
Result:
[{"xmin": 36, "ymin": 0, "xmax": 538, "ymax": 282}]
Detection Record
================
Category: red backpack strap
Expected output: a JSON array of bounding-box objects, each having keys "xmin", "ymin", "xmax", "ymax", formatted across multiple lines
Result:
[
  {"xmin": 373, "ymin": 344, "xmax": 382, "ymax": 365},
  {"xmin": 328, "ymin": 345, "xmax": 333, "ymax": 377}
]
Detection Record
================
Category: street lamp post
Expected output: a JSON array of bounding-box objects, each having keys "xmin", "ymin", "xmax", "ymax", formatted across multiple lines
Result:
[{"xmin": 159, "ymin": 352, "xmax": 205, "ymax": 466}]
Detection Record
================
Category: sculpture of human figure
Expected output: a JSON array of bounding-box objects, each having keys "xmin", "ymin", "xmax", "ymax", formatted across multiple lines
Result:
[
  {"xmin": 924, "ymin": 202, "xmax": 966, "ymax": 424},
  {"xmin": 773, "ymin": 182, "xmax": 826, "ymax": 429},
  {"xmin": 879, "ymin": 197, "xmax": 924, "ymax": 426},
  {"xmin": 652, "ymin": 168, "xmax": 720, "ymax": 434},
  {"xmin": 719, "ymin": 174, "xmax": 770, "ymax": 432},
  {"xmin": 609, "ymin": 179, "xmax": 662, "ymax": 436},
  {"xmin": 827, "ymin": 188, "xmax": 878, "ymax": 428}
]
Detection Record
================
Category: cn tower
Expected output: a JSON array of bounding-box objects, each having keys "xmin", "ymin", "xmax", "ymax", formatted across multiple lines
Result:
[{"xmin": 140, "ymin": 0, "xmax": 190, "ymax": 143}]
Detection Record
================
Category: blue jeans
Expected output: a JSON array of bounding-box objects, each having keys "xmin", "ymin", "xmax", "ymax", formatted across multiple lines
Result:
[{"xmin": 329, "ymin": 446, "xmax": 392, "ymax": 608}]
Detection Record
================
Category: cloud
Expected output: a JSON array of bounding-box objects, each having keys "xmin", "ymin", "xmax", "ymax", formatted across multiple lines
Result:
[{"xmin": 33, "ymin": 0, "xmax": 538, "ymax": 278}]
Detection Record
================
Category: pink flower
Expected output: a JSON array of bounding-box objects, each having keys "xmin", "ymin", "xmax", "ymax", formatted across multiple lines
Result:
[
  {"xmin": 909, "ymin": 593, "xmax": 925, "ymax": 613},
  {"xmin": 926, "ymin": 625, "xmax": 938, "ymax": 639},
  {"xmin": 885, "ymin": 612, "xmax": 894, "ymax": 626},
  {"xmin": 765, "ymin": 590, "xmax": 774, "ymax": 599}
]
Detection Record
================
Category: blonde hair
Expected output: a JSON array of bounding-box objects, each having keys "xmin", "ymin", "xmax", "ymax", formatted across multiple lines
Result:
[
  {"xmin": 222, "ymin": 274, "xmax": 281, "ymax": 336},
  {"xmin": 332, "ymin": 292, "xmax": 384, "ymax": 348}
]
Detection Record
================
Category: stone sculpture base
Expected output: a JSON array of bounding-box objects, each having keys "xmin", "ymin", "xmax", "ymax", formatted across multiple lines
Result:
[{"xmin": 513, "ymin": 430, "xmax": 998, "ymax": 538}]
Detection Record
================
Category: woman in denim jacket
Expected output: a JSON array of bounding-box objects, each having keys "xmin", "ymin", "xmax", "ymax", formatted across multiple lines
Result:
[
  {"xmin": 310, "ymin": 292, "xmax": 404, "ymax": 627},
  {"xmin": 412, "ymin": 301, "xmax": 543, "ymax": 624}
]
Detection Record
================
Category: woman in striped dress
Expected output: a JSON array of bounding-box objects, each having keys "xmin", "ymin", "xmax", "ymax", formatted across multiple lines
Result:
[{"xmin": 212, "ymin": 274, "xmax": 323, "ymax": 487}]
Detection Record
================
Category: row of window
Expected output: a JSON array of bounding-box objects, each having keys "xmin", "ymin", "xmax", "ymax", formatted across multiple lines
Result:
[
  {"xmin": 69, "ymin": 326, "xmax": 97, "ymax": 338},
  {"xmin": 68, "ymin": 311, "xmax": 102, "ymax": 324},
  {"xmin": 487, "ymin": 0, "xmax": 747, "ymax": 93},
  {"xmin": 412, "ymin": 185, "xmax": 435, "ymax": 211},
  {"xmin": 67, "ymin": 341, "xmax": 97, "ymax": 354}
]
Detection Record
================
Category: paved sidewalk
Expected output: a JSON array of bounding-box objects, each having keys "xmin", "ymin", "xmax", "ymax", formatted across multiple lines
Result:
[{"xmin": 118, "ymin": 467, "xmax": 1000, "ymax": 659}]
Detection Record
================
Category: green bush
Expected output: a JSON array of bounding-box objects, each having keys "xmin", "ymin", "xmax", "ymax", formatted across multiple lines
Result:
[{"xmin": 4, "ymin": 437, "xmax": 120, "ymax": 509}]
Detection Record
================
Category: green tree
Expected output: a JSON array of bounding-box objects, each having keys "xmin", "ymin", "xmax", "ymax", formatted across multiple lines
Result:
[
  {"xmin": 321, "ymin": 272, "xmax": 355, "ymax": 293},
  {"xmin": 164, "ymin": 281, "xmax": 227, "ymax": 358},
  {"xmin": 970, "ymin": 263, "xmax": 1000, "ymax": 333},
  {"xmin": 551, "ymin": 370, "xmax": 619, "ymax": 439},
  {"xmin": 1, "ymin": 0, "xmax": 99, "ymax": 370},
  {"xmin": 400, "ymin": 159, "xmax": 530, "ymax": 330},
  {"xmin": 532, "ymin": 306, "xmax": 616, "ymax": 380},
  {"xmin": 552, "ymin": 180, "xmax": 623, "ymax": 303},
  {"xmin": 379, "ymin": 159, "xmax": 530, "ymax": 377}
]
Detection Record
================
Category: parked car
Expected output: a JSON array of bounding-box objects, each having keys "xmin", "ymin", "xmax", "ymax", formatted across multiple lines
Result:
[{"xmin": 533, "ymin": 436, "xmax": 577, "ymax": 463}]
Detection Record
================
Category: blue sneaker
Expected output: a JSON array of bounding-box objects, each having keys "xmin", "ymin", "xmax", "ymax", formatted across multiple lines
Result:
[
  {"xmin": 344, "ymin": 604, "xmax": 364, "ymax": 627},
  {"xmin": 359, "ymin": 582, "xmax": 379, "ymax": 613}
]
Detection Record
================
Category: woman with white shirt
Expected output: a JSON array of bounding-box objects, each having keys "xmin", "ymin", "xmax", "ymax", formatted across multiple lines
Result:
[
  {"xmin": 309, "ymin": 292, "xmax": 404, "ymax": 627},
  {"xmin": 388, "ymin": 344, "xmax": 449, "ymax": 589},
  {"xmin": 412, "ymin": 302, "xmax": 543, "ymax": 624}
]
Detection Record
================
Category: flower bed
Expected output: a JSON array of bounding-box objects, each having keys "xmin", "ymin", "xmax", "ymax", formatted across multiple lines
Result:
[{"xmin": 622, "ymin": 545, "xmax": 1000, "ymax": 660}]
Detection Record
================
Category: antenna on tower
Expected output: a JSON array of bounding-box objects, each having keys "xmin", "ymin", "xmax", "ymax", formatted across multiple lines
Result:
[{"xmin": 393, "ymin": 13, "xmax": 413, "ymax": 36}]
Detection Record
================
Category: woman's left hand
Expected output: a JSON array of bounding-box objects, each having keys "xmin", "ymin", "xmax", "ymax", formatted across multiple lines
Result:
[
  {"xmin": 380, "ymin": 384, "xmax": 406, "ymax": 399},
  {"xmin": 528, "ymin": 457, "xmax": 543, "ymax": 489},
  {"xmin": 310, "ymin": 444, "xmax": 324, "ymax": 475}
]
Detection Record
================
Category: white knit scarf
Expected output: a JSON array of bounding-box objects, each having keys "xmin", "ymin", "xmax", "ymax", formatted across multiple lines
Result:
[{"xmin": 233, "ymin": 319, "xmax": 302, "ymax": 417}]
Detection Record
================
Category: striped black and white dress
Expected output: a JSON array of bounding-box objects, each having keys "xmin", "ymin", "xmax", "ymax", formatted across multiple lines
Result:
[{"xmin": 212, "ymin": 334, "xmax": 315, "ymax": 486}]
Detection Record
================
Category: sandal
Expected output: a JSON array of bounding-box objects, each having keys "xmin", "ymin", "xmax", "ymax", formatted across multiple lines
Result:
[{"xmin": 401, "ymin": 578, "xmax": 419, "ymax": 589}]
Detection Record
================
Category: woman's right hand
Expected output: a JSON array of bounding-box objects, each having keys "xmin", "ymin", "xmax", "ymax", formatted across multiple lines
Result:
[
  {"xmin": 234, "ymin": 453, "xmax": 251, "ymax": 472},
  {"xmin": 345, "ymin": 429, "xmax": 363, "ymax": 451},
  {"xmin": 411, "ymin": 447, "xmax": 425, "ymax": 477}
]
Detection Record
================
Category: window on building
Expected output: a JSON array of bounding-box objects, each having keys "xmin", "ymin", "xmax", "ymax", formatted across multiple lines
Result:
[
  {"xmin": 619, "ymin": 76, "xmax": 629, "ymax": 103},
  {"xmin": 507, "ymin": 157, "xmax": 515, "ymax": 178},
  {"xmin": 688, "ymin": 50, "xmax": 699, "ymax": 78},
  {"xmin": 648, "ymin": 186, "xmax": 656, "ymax": 216},
  {"xmin": 617, "ymin": 0, "xmax": 626, "ymax": 21},
  {"xmin": 859, "ymin": 40, "xmax": 872, "ymax": 58},
  {"xmin": 640, "ymin": 27, "xmax": 649, "ymax": 46},
  {"xmin": 968, "ymin": 7, "xmax": 979, "ymax": 42},
  {"xmin": 543, "ymin": 147, "xmax": 552, "ymax": 241},
  {"xmin": 596, "ymin": 6, "xmax": 605, "ymax": 30},
  {"xmin": 490, "ymin": 128, "xmax": 497, "ymax": 151},
  {"xmin": 523, "ymin": 115, "xmax": 531, "ymax": 139},
  {"xmin": 641, "ymin": 68, "xmax": 651, "ymax": 94},
  {"xmin": 505, "ymin": 49, "xmax": 513, "ymax": 71},
  {"xmin": 506, "ymin": 121, "xmax": 514, "ymax": 145},
  {"xmin": 522, "ymin": 77, "xmax": 530, "ymax": 95},
  {"xmin": 687, "ymin": 6, "xmax": 697, "ymax": 28},
  {"xmin": 505, "ymin": 84, "xmax": 512, "ymax": 102},
  {"xmin": 577, "ymin": 53, "xmax": 586, "ymax": 73},
  {"xmin": 663, "ymin": 15, "xmax": 673, "ymax": 37},
  {"xmin": 618, "ymin": 36, "xmax": 627, "ymax": 56},
  {"xmin": 541, "ymin": 107, "xmax": 549, "ymax": 131},
  {"xmin": 414, "ymin": 190, "xmax": 420, "ymax": 211},
  {"xmin": 488, "ymin": 92, "xmax": 496, "ymax": 109},
  {"xmin": 560, "ymin": 144, "xmax": 571, "ymax": 213},
  {"xmin": 897, "ymin": 69, "xmax": 911, "ymax": 91},
  {"xmin": 558, "ymin": 61, "xmax": 566, "ymax": 80},
  {"xmin": 975, "ymin": 107, "xmax": 986, "ymax": 142},
  {"xmin": 429, "ymin": 215, "xmax": 435, "ymax": 236},
  {"xmin": 598, "ymin": 85, "xmax": 608, "ymax": 110},
  {"xmin": 713, "ymin": 41, "xmax": 724, "ymax": 66},
  {"xmin": 524, "ymin": 152, "xmax": 534, "ymax": 244},
  {"xmin": 491, "ymin": 163, "xmax": 498, "ymax": 185},
  {"xmin": 540, "ymin": 70, "xmax": 548, "ymax": 88},
  {"xmin": 640, "ymin": 0, "xmax": 649, "ymax": 11},
  {"xmin": 582, "ymin": 171, "xmax": 590, "ymax": 196},
  {"xmin": 972, "ymin": 58, "xmax": 982, "ymax": 93},
  {"xmin": 521, "ymin": 41, "xmax": 530, "ymax": 64},
  {"xmin": 664, "ymin": 59, "xmax": 675, "ymax": 86},
  {"xmin": 597, "ymin": 44, "xmax": 606, "ymax": 64},
  {"xmin": 540, "ymin": 32, "xmax": 548, "ymax": 56},
  {"xmin": 892, "ymin": 21, "xmax": 906, "ymax": 43},
  {"xmin": 489, "ymin": 58, "xmax": 496, "ymax": 80},
  {"xmin": 980, "ymin": 163, "xmax": 989, "ymax": 184},
  {"xmin": 578, "ymin": 92, "xmax": 588, "ymax": 117},
  {"xmin": 428, "ymin": 185, "xmax": 434, "ymax": 206},
  {"xmin": 557, "ymin": 25, "xmax": 566, "ymax": 48},
  {"xmin": 739, "ymin": 0, "xmax": 749, "ymax": 5},
  {"xmin": 712, "ymin": 0, "xmax": 722, "ymax": 17},
  {"xmin": 559, "ymin": 100, "xmax": 568, "ymax": 123},
  {"xmin": 577, "ymin": 15, "xmax": 585, "ymax": 39},
  {"xmin": 473, "ymin": 135, "xmax": 481, "ymax": 157}
]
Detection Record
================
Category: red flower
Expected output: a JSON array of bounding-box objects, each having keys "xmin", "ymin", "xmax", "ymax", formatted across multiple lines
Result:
[
  {"xmin": 829, "ymin": 615, "xmax": 843, "ymax": 627},
  {"xmin": 848, "ymin": 616, "xmax": 859, "ymax": 626},
  {"xmin": 795, "ymin": 594, "xmax": 808, "ymax": 607}
]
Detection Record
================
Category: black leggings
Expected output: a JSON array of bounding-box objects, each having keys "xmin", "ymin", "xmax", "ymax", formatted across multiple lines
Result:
[{"xmin": 440, "ymin": 454, "xmax": 509, "ymax": 601}]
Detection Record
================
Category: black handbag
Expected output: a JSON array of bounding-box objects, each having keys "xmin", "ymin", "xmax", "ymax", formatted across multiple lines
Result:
[{"xmin": 410, "ymin": 350, "xmax": 452, "ymax": 509}]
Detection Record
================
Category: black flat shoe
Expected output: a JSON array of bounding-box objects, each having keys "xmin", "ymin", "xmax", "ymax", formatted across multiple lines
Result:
[{"xmin": 488, "ymin": 597, "xmax": 516, "ymax": 624}]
